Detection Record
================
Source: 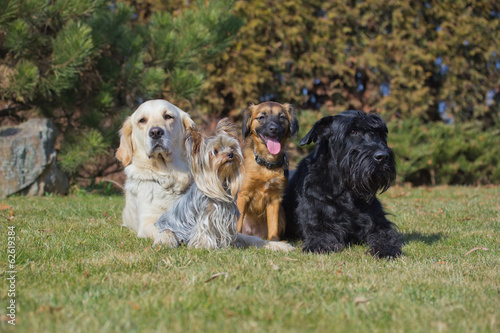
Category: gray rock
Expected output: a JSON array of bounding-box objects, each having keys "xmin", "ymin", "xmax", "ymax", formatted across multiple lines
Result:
[{"xmin": 0, "ymin": 118, "xmax": 68, "ymax": 198}]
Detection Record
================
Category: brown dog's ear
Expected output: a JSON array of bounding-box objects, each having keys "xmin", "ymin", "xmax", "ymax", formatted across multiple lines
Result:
[
  {"xmin": 283, "ymin": 103, "xmax": 299, "ymax": 136},
  {"xmin": 299, "ymin": 116, "xmax": 334, "ymax": 146},
  {"xmin": 241, "ymin": 105, "xmax": 255, "ymax": 138},
  {"xmin": 181, "ymin": 112, "xmax": 195, "ymax": 133},
  {"xmin": 185, "ymin": 126, "xmax": 203, "ymax": 167},
  {"xmin": 215, "ymin": 117, "xmax": 238, "ymax": 140},
  {"xmin": 116, "ymin": 117, "xmax": 133, "ymax": 166}
]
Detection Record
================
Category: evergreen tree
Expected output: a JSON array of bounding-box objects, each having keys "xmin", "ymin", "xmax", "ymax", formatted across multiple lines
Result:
[{"xmin": 0, "ymin": 0, "xmax": 242, "ymax": 179}]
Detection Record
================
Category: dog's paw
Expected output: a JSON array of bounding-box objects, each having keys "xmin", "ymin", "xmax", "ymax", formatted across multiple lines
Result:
[
  {"xmin": 153, "ymin": 230, "xmax": 179, "ymax": 247},
  {"xmin": 263, "ymin": 241, "xmax": 295, "ymax": 252}
]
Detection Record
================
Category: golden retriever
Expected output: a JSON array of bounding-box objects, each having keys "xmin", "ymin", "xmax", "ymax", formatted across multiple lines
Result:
[{"xmin": 116, "ymin": 99, "xmax": 195, "ymax": 240}]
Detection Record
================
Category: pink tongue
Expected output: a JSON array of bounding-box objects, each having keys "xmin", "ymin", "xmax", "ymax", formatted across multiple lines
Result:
[{"xmin": 266, "ymin": 138, "xmax": 281, "ymax": 155}]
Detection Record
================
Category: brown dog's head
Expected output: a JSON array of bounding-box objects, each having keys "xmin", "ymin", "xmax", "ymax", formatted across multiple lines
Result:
[
  {"xmin": 242, "ymin": 102, "xmax": 298, "ymax": 156},
  {"xmin": 116, "ymin": 99, "xmax": 195, "ymax": 167}
]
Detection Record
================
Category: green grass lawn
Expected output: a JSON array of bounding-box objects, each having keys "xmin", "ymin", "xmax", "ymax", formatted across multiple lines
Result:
[{"xmin": 0, "ymin": 186, "xmax": 498, "ymax": 332}]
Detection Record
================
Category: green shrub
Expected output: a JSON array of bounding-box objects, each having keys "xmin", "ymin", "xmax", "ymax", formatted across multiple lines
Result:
[{"xmin": 388, "ymin": 118, "xmax": 500, "ymax": 185}]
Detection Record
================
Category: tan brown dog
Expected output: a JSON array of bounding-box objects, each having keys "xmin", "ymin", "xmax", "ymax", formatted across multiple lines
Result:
[{"xmin": 236, "ymin": 102, "xmax": 298, "ymax": 241}]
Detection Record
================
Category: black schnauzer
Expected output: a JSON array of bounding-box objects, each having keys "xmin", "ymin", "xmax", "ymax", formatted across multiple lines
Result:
[{"xmin": 282, "ymin": 110, "xmax": 402, "ymax": 258}]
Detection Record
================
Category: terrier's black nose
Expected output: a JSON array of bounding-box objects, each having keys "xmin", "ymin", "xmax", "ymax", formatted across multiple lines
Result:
[
  {"xmin": 149, "ymin": 127, "xmax": 164, "ymax": 140},
  {"xmin": 227, "ymin": 152, "xmax": 234, "ymax": 159},
  {"xmin": 374, "ymin": 151, "xmax": 389, "ymax": 162}
]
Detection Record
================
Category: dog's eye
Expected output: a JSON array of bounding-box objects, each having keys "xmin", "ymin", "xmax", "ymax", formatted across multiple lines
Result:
[
  {"xmin": 256, "ymin": 115, "xmax": 265, "ymax": 120},
  {"xmin": 213, "ymin": 149, "xmax": 218, "ymax": 155},
  {"xmin": 164, "ymin": 114, "xmax": 173, "ymax": 120},
  {"xmin": 350, "ymin": 129, "xmax": 358, "ymax": 135},
  {"xmin": 138, "ymin": 118, "xmax": 146, "ymax": 124}
]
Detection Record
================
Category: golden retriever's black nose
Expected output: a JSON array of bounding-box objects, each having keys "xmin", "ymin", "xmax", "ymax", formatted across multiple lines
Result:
[{"xmin": 149, "ymin": 127, "xmax": 164, "ymax": 139}]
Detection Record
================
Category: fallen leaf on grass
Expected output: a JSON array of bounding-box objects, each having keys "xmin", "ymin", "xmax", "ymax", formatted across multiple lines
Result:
[
  {"xmin": 37, "ymin": 306, "xmax": 63, "ymax": 314},
  {"xmin": 389, "ymin": 191, "xmax": 407, "ymax": 198},
  {"xmin": 435, "ymin": 261, "xmax": 447, "ymax": 264},
  {"xmin": 283, "ymin": 257, "xmax": 298, "ymax": 261},
  {"xmin": 0, "ymin": 203, "xmax": 14, "ymax": 220},
  {"xmin": 205, "ymin": 272, "xmax": 228, "ymax": 283},
  {"xmin": 223, "ymin": 309, "xmax": 243, "ymax": 318},
  {"xmin": 354, "ymin": 297, "xmax": 370, "ymax": 305},
  {"xmin": 465, "ymin": 247, "xmax": 489, "ymax": 256},
  {"xmin": 456, "ymin": 217, "xmax": 472, "ymax": 221},
  {"xmin": 127, "ymin": 302, "xmax": 140, "ymax": 310}
]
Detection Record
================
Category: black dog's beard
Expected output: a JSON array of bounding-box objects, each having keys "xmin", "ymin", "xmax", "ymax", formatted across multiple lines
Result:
[{"xmin": 339, "ymin": 149, "xmax": 396, "ymax": 202}]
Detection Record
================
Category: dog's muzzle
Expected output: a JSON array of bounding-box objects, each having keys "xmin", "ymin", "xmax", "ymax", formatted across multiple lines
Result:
[
  {"xmin": 148, "ymin": 127, "xmax": 172, "ymax": 158},
  {"xmin": 373, "ymin": 150, "xmax": 390, "ymax": 164},
  {"xmin": 257, "ymin": 121, "xmax": 285, "ymax": 155}
]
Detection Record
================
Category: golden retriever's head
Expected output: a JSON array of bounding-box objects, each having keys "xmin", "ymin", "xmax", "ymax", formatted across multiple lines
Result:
[
  {"xmin": 116, "ymin": 99, "xmax": 195, "ymax": 166},
  {"xmin": 242, "ymin": 102, "xmax": 299, "ymax": 157}
]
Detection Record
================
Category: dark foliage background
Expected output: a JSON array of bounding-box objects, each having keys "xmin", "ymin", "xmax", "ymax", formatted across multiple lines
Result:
[{"xmin": 1, "ymin": 0, "xmax": 499, "ymax": 186}]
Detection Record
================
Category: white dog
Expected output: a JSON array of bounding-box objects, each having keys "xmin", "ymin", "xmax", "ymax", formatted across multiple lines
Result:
[{"xmin": 116, "ymin": 99, "xmax": 194, "ymax": 239}]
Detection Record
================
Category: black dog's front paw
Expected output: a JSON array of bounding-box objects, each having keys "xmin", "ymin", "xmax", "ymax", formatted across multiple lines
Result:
[
  {"xmin": 367, "ymin": 228, "xmax": 403, "ymax": 259},
  {"xmin": 303, "ymin": 239, "xmax": 345, "ymax": 254}
]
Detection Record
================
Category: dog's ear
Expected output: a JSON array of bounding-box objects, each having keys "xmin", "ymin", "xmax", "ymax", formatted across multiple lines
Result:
[
  {"xmin": 241, "ymin": 105, "xmax": 255, "ymax": 138},
  {"xmin": 283, "ymin": 103, "xmax": 299, "ymax": 136},
  {"xmin": 216, "ymin": 117, "xmax": 239, "ymax": 140},
  {"xmin": 185, "ymin": 126, "xmax": 203, "ymax": 165},
  {"xmin": 299, "ymin": 116, "xmax": 334, "ymax": 146},
  {"xmin": 181, "ymin": 112, "xmax": 195, "ymax": 133},
  {"xmin": 116, "ymin": 116, "xmax": 133, "ymax": 166}
]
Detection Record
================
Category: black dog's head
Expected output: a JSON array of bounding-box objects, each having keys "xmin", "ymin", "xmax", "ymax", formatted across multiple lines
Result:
[{"xmin": 300, "ymin": 110, "xmax": 396, "ymax": 202}]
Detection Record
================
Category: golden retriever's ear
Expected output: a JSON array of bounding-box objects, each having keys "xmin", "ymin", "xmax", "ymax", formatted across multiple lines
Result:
[
  {"xmin": 215, "ymin": 117, "xmax": 239, "ymax": 141},
  {"xmin": 116, "ymin": 117, "xmax": 133, "ymax": 166},
  {"xmin": 284, "ymin": 103, "xmax": 299, "ymax": 136},
  {"xmin": 242, "ymin": 105, "xmax": 255, "ymax": 138}
]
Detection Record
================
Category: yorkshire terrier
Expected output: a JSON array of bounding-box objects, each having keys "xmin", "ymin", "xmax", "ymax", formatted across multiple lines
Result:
[{"xmin": 154, "ymin": 118, "xmax": 294, "ymax": 251}]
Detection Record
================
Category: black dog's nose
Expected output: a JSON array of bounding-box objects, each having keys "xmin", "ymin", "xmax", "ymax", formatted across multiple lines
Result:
[
  {"xmin": 227, "ymin": 152, "xmax": 234, "ymax": 159},
  {"xmin": 374, "ymin": 151, "xmax": 389, "ymax": 163},
  {"xmin": 149, "ymin": 127, "xmax": 164, "ymax": 140}
]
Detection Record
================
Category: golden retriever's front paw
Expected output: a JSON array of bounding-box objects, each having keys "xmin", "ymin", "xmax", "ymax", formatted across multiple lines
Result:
[
  {"xmin": 153, "ymin": 230, "xmax": 179, "ymax": 247},
  {"xmin": 263, "ymin": 241, "xmax": 295, "ymax": 252}
]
